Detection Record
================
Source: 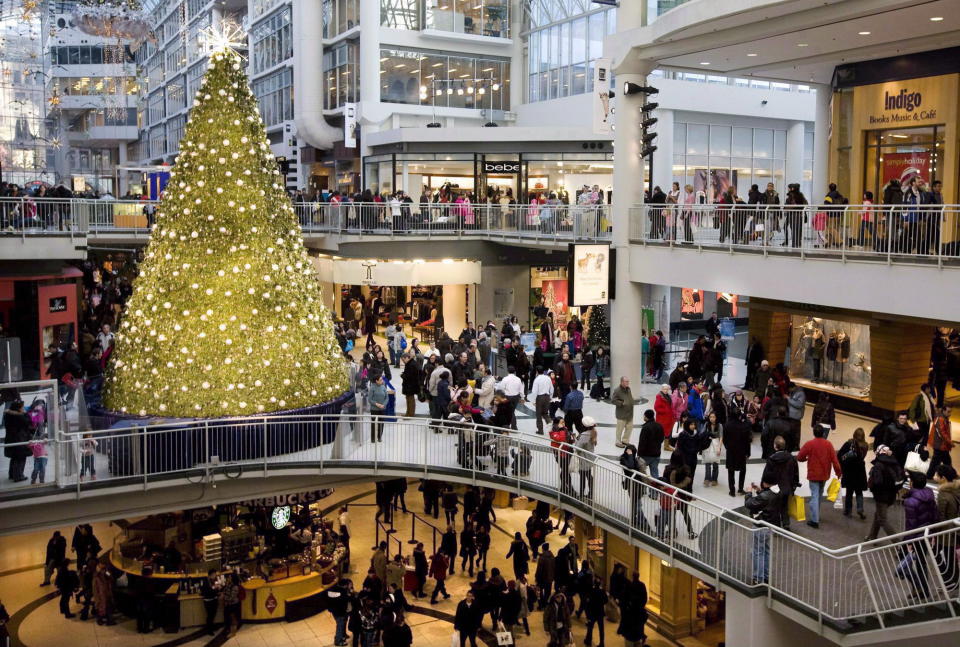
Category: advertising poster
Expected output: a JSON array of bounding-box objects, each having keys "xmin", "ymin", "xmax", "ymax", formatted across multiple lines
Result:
[
  {"xmin": 719, "ymin": 318, "xmax": 736, "ymax": 341},
  {"xmin": 881, "ymin": 151, "xmax": 929, "ymax": 187},
  {"xmin": 694, "ymin": 169, "xmax": 738, "ymax": 202},
  {"xmin": 681, "ymin": 288, "xmax": 704, "ymax": 320},
  {"xmin": 541, "ymin": 279, "xmax": 569, "ymax": 321},
  {"xmin": 571, "ymin": 243, "xmax": 610, "ymax": 306},
  {"xmin": 716, "ymin": 292, "xmax": 739, "ymax": 318}
]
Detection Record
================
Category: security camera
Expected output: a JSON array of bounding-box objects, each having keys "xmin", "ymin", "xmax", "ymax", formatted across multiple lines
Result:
[{"xmin": 761, "ymin": 100, "xmax": 768, "ymax": 105}]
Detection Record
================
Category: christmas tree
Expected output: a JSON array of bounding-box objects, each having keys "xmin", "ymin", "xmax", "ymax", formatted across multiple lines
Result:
[
  {"xmin": 587, "ymin": 304, "xmax": 610, "ymax": 349},
  {"xmin": 103, "ymin": 43, "xmax": 348, "ymax": 418}
]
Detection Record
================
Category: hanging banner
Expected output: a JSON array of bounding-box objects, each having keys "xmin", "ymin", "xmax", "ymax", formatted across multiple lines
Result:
[
  {"xmin": 344, "ymin": 103, "xmax": 357, "ymax": 148},
  {"xmin": 570, "ymin": 243, "xmax": 610, "ymax": 306},
  {"xmin": 592, "ymin": 58, "xmax": 612, "ymax": 135}
]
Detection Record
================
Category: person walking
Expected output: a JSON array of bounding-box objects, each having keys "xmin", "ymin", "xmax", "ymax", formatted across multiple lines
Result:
[
  {"xmin": 412, "ymin": 542, "xmax": 428, "ymax": 598},
  {"xmin": 454, "ymin": 591, "xmax": 483, "ymax": 647},
  {"xmin": 636, "ymin": 409, "xmax": 663, "ymax": 482},
  {"xmin": 442, "ymin": 486, "xmax": 459, "ymax": 526},
  {"xmin": 700, "ymin": 411, "xmax": 723, "ymax": 487},
  {"xmin": 55, "ymin": 558, "xmax": 79, "ymax": 618},
  {"xmin": 562, "ymin": 384, "xmax": 586, "ymax": 432},
  {"xmin": 368, "ymin": 373, "xmax": 390, "ymax": 442},
  {"xmin": 200, "ymin": 569, "xmax": 222, "ymax": 636},
  {"xmin": 400, "ymin": 353, "xmax": 421, "ymax": 418},
  {"xmin": 617, "ymin": 578, "xmax": 649, "ymax": 647},
  {"xmin": 761, "ymin": 436, "xmax": 800, "ymax": 530},
  {"xmin": 543, "ymin": 591, "xmax": 571, "ymax": 647},
  {"xmin": 611, "ymin": 377, "xmax": 635, "ymax": 448},
  {"xmin": 865, "ymin": 445, "xmax": 904, "ymax": 541},
  {"xmin": 429, "ymin": 551, "xmax": 451, "ymax": 603},
  {"xmin": 652, "ymin": 384, "xmax": 675, "ymax": 450},
  {"xmin": 927, "ymin": 405, "xmax": 953, "ymax": 478},
  {"xmin": 723, "ymin": 412, "xmax": 752, "ymax": 497},
  {"xmin": 440, "ymin": 524, "xmax": 458, "ymax": 575},
  {"xmin": 901, "ymin": 471, "xmax": 939, "ymax": 600},
  {"xmin": 531, "ymin": 367, "xmax": 554, "ymax": 435},
  {"xmin": 797, "ymin": 425, "xmax": 842, "ymax": 528},
  {"xmin": 786, "ymin": 382, "xmax": 806, "ymax": 451},
  {"xmin": 460, "ymin": 522, "xmax": 477, "ymax": 577},
  {"xmin": 505, "ymin": 531, "xmax": 530, "ymax": 581},
  {"xmin": 574, "ymin": 418, "xmax": 598, "ymax": 500},
  {"xmin": 838, "ymin": 428, "xmax": 869, "ymax": 519},
  {"xmin": 41, "ymin": 531, "xmax": 66, "ymax": 586},
  {"xmin": 744, "ymin": 480, "xmax": 783, "ymax": 584},
  {"xmin": 584, "ymin": 576, "xmax": 608, "ymax": 647},
  {"xmin": 3, "ymin": 399, "xmax": 32, "ymax": 482},
  {"xmin": 907, "ymin": 383, "xmax": 936, "ymax": 441},
  {"xmin": 535, "ymin": 543, "xmax": 556, "ymax": 609}
]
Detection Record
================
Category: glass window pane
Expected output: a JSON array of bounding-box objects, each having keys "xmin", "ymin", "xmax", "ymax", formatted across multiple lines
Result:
[
  {"xmin": 571, "ymin": 18, "xmax": 586, "ymax": 64},
  {"xmin": 732, "ymin": 127, "xmax": 752, "ymax": 157},
  {"xmin": 687, "ymin": 124, "xmax": 708, "ymax": 155},
  {"xmin": 709, "ymin": 125, "xmax": 731, "ymax": 157},
  {"xmin": 753, "ymin": 129, "xmax": 773, "ymax": 158},
  {"xmin": 673, "ymin": 123, "xmax": 685, "ymax": 153},
  {"xmin": 774, "ymin": 130, "xmax": 787, "ymax": 159}
]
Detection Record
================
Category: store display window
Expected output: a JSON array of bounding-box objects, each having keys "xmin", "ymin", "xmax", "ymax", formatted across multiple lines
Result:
[
  {"xmin": 529, "ymin": 266, "xmax": 568, "ymax": 329},
  {"xmin": 863, "ymin": 126, "xmax": 944, "ymax": 202},
  {"xmin": 680, "ymin": 288, "xmax": 704, "ymax": 320},
  {"xmin": 790, "ymin": 315, "xmax": 870, "ymax": 399}
]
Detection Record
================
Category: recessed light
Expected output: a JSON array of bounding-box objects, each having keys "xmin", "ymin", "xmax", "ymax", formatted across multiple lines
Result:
[
  {"xmin": 858, "ymin": 31, "xmax": 871, "ymax": 35},
  {"xmin": 746, "ymin": 53, "xmax": 758, "ymax": 57},
  {"xmin": 797, "ymin": 43, "xmax": 808, "ymax": 47},
  {"xmin": 699, "ymin": 61, "xmax": 710, "ymax": 65},
  {"xmin": 930, "ymin": 16, "xmax": 943, "ymax": 22}
]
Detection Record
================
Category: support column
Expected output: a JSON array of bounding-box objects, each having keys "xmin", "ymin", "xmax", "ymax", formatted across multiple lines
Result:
[
  {"xmin": 117, "ymin": 143, "xmax": 129, "ymax": 196},
  {"xmin": 785, "ymin": 120, "xmax": 805, "ymax": 189},
  {"xmin": 812, "ymin": 83, "xmax": 832, "ymax": 201}
]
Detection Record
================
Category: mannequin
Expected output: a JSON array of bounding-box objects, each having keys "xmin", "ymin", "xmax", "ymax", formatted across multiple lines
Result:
[
  {"xmin": 810, "ymin": 328, "xmax": 825, "ymax": 383},
  {"xmin": 826, "ymin": 331, "xmax": 839, "ymax": 385},
  {"xmin": 837, "ymin": 329, "xmax": 850, "ymax": 387}
]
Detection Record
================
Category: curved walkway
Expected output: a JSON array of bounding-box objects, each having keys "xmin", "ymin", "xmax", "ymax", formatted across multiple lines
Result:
[{"xmin": 13, "ymin": 412, "xmax": 957, "ymax": 637}]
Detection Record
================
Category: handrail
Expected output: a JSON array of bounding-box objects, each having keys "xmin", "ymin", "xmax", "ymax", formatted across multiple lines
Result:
[
  {"xmin": 3, "ymin": 411, "xmax": 958, "ymax": 630},
  {"xmin": 0, "ymin": 197, "xmax": 613, "ymax": 243},
  {"xmin": 408, "ymin": 510, "xmax": 442, "ymax": 555},
  {"xmin": 629, "ymin": 202, "xmax": 960, "ymax": 265}
]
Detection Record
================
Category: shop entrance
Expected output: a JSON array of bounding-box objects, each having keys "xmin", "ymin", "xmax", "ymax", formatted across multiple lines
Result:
[{"xmin": 863, "ymin": 125, "xmax": 944, "ymax": 200}]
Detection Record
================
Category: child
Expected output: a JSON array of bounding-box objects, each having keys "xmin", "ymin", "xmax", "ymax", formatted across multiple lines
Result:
[
  {"xmin": 29, "ymin": 431, "xmax": 49, "ymax": 484},
  {"xmin": 80, "ymin": 433, "xmax": 98, "ymax": 481}
]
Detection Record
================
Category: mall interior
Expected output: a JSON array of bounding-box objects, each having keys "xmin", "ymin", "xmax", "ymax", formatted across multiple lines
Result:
[{"xmin": 1, "ymin": 1, "xmax": 960, "ymax": 647}]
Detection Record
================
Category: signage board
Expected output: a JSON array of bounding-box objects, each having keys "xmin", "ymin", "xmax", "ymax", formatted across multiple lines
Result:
[
  {"xmin": 483, "ymin": 161, "xmax": 520, "ymax": 174},
  {"xmin": 49, "ymin": 297, "xmax": 67, "ymax": 313},
  {"xmin": 719, "ymin": 318, "xmax": 736, "ymax": 341},
  {"xmin": 344, "ymin": 103, "xmax": 357, "ymax": 148},
  {"xmin": 592, "ymin": 57, "xmax": 612, "ymax": 135},
  {"xmin": 240, "ymin": 489, "xmax": 334, "ymax": 508},
  {"xmin": 271, "ymin": 506, "xmax": 291, "ymax": 530},
  {"xmin": 570, "ymin": 243, "xmax": 610, "ymax": 306},
  {"xmin": 856, "ymin": 75, "xmax": 954, "ymax": 129}
]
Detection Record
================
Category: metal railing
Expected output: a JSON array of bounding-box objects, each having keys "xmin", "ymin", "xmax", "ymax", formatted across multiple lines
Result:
[
  {"xmin": 630, "ymin": 203, "xmax": 960, "ymax": 266},
  {"xmin": 2, "ymin": 410, "xmax": 958, "ymax": 632},
  {"xmin": 0, "ymin": 197, "xmax": 612, "ymax": 243}
]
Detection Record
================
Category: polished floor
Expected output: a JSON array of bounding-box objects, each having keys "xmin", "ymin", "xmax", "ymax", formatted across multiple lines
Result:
[{"xmin": 2, "ymin": 483, "xmax": 712, "ymax": 647}]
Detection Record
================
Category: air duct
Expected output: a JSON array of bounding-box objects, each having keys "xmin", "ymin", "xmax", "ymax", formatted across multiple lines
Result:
[{"xmin": 292, "ymin": 0, "xmax": 341, "ymax": 150}]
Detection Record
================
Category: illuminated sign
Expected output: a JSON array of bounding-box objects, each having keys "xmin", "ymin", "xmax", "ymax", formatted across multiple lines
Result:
[{"xmin": 570, "ymin": 243, "xmax": 610, "ymax": 306}]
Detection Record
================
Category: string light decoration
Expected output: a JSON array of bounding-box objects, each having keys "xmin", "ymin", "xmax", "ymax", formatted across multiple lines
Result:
[{"xmin": 103, "ymin": 44, "xmax": 349, "ymax": 418}]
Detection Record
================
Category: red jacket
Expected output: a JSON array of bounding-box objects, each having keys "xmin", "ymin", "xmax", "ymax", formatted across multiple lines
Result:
[
  {"xmin": 653, "ymin": 393, "xmax": 675, "ymax": 437},
  {"xmin": 797, "ymin": 437, "xmax": 842, "ymax": 481},
  {"xmin": 429, "ymin": 553, "xmax": 448, "ymax": 581}
]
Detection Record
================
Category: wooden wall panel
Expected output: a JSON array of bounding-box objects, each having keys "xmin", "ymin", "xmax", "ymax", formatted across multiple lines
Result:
[
  {"xmin": 748, "ymin": 310, "xmax": 791, "ymax": 368},
  {"xmin": 871, "ymin": 322, "xmax": 932, "ymax": 412}
]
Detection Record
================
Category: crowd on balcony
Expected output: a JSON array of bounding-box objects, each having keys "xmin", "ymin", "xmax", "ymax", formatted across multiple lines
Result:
[{"xmin": 643, "ymin": 178, "xmax": 952, "ymax": 256}]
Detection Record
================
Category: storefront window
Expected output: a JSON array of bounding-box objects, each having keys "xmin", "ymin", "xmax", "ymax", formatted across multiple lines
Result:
[
  {"xmin": 380, "ymin": 48, "xmax": 510, "ymax": 110},
  {"xmin": 790, "ymin": 315, "xmax": 871, "ymax": 399},
  {"xmin": 863, "ymin": 126, "xmax": 944, "ymax": 202}
]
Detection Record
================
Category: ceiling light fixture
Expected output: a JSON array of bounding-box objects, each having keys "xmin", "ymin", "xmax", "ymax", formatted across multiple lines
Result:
[
  {"xmin": 930, "ymin": 16, "xmax": 944, "ymax": 21},
  {"xmin": 699, "ymin": 61, "xmax": 710, "ymax": 65},
  {"xmin": 858, "ymin": 31, "xmax": 871, "ymax": 35},
  {"xmin": 797, "ymin": 43, "xmax": 808, "ymax": 47},
  {"xmin": 746, "ymin": 53, "xmax": 758, "ymax": 57}
]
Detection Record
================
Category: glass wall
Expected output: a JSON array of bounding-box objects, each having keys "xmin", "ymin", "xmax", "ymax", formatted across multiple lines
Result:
[
  {"xmin": 251, "ymin": 66, "xmax": 293, "ymax": 126},
  {"xmin": 381, "ymin": 0, "xmax": 420, "ymax": 29},
  {"xmin": 862, "ymin": 126, "xmax": 945, "ymax": 202},
  {"xmin": 425, "ymin": 0, "xmax": 509, "ymax": 37},
  {"xmin": 50, "ymin": 45, "xmax": 133, "ymax": 65},
  {"xmin": 322, "ymin": 0, "xmax": 360, "ymax": 38},
  {"xmin": 672, "ymin": 123, "xmax": 788, "ymax": 200},
  {"xmin": 166, "ymin": 75, "xmax": 186, "ymax": 114},
  {"xmin": 380, "ymin": 48, "xmax": 509, "ymax": 110},
  {"xmin": 147, "ymin": 90, "xmax": 166, "ymax": 125},
  {"xmin": 324, "ymin": 41, "xmax": 359, "ymax": 109},
  {"xmin": 526, "ymin": 1, "xmax": 614, "ymax": 103},
  {"xmin": 251, "ymin": 5, "xmax": 293, "ymax": 74},
  {"xmin": 166, "ymin": 115, "xmax": 186, "ymax": 152},
  {"xmin": 56, "ymin": 77, "xmax": 138, "ymax": 96}
]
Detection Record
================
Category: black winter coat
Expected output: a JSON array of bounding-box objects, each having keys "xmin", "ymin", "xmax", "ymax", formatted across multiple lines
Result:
[
  {"xmin": 838, "ymin": 440, "xmax": 868, "ymax": 490},
  {"xmin": 723, "ymin": 417, "xmax": 752, "ymax": 470},
  {"xmin": 401, "ymin": 360, "xmax": 422, "ymax": 395},
  {"xmin": 636, "ymin": 421, "xmax": 663, "ymax": 457}
]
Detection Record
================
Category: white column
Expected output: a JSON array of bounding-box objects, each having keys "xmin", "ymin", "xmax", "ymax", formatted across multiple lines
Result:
[
  {"xmin": 812, "ymin": 83, "xmax": 831, "ymax": 201},
  {"xmin": 117, "ymin": 143, "xmax": 128, "ymax": 196},
  {"xmin": 652, "ymin": 108, "xmax": 674, "ymax": 194},
  {"xmin": 358, "ymin": 0, "xmax": 381, "ymax": 133},
  {"xmin": 785, "ymin": 120, "xmax": 805, "ymax": 190}
]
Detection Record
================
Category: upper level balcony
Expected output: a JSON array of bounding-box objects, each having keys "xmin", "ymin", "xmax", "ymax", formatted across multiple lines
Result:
[{"xmin": 628, "ymin": 203, "xmax": 960, "ymax": 322}]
